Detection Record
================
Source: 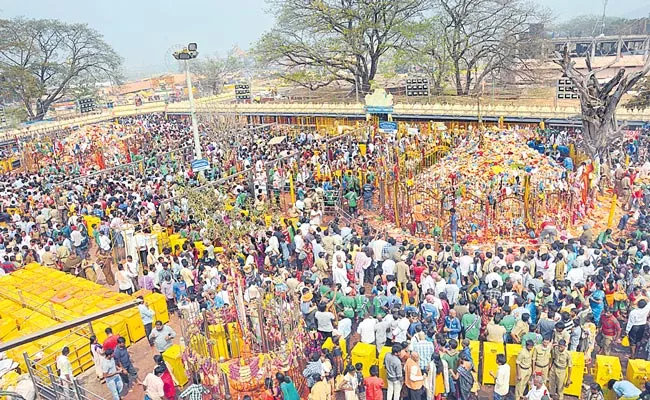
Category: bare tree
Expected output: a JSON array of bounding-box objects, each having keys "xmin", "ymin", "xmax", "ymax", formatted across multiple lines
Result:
[
  {"xmin": 193, "ymin": 48, "xmax": 245, "ymax": 95},
  {"xmin": 437, "ymin": 0, "xmax": 549, "ymax": 95},
  {"xmin": 255, "ymin": 0, "xmax": 427, "ymax": 93},
  {"xmin": 555, "ymin": 47, "xmax": 650, "ymax": 160},
  {"xmin": 0, "ymin": 18, "xmax": 122, "ymax": 121}
]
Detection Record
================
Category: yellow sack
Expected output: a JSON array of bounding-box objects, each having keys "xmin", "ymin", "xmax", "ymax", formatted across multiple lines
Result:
[{"xmin": 621, "ymin": 336, "xmax": 630, "ymax": 347}]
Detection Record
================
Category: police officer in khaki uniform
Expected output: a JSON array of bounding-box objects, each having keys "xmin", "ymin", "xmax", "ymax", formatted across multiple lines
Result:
[
  {"xmin": 549, "ymin": 339, "xmax": 573, "ymax": 400},
  {"xmin": 515, "ymin": 340, "xmax": 534, "ymax": 400},
  {"xmin": 532, "ymin": 337, "xmax": 553, "ymax": 382}
]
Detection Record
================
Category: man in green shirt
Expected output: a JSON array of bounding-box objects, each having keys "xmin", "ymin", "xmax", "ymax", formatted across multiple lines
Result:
[
  {"xmin": 337, "ymin": 288, "xmax": 357, "ymax": 319},
  {"xmin": 521, "ymin": 330, "xmax": 543, "ymax": 345},
  {"xmin": 344, "ymin": 190, "xmax": 359, "ymax": 217},
  {"xmin": 373, "ymin": 293, "xmax": 388, "ymax": 318},
  {"xmin": 319, "ymin": 279, "xmax": 334, "ymax": 300},
  {"xmin": 499, "ymin": 306, "xmax": 517, "ymax": 339},
  {"xmin": 355, "ymin": 287, "xmax": 370, "ymax": 319},
  {"xmin": 461, "ymin": 304, "xmax": 481, "ymax": 340}
]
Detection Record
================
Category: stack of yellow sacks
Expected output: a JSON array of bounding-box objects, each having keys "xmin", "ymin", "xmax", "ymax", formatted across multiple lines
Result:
[{"xmin": 0, "ymin": 263, "xmax": 168, "ymax": 376}]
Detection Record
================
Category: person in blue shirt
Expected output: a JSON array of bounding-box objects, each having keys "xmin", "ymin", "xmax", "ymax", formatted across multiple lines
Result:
[
  {"xmin": 444, "ymin": 309, "xmax": 462, "ymax": 340},
  {"xmin": 563, "ymin": 156, "xmax": 574, "ymax": 171},
  {"xmin": 420, "ymin": 297, "xmax": 439, "ymax": 321},
  {"xmin": 608, "ymin": 379, "xmax": 642, "ymax": 399},
  {"xmin": 404, "ymin": 297, "xmax": 418, "ymax": 315},
  {"xmin": 172, "ymin": 279, "xmax": 188, "ymax": 302},
  {"xmin": 459, "ymin": 339, "xmax": 475, "ymax": 370},
  {"xmin": 526, "ymin": 295, "xmax": 538, "ymax": 325},
  {"xmin": 386, "ymin": 286, "xmax": 402, "ymax": 309}
]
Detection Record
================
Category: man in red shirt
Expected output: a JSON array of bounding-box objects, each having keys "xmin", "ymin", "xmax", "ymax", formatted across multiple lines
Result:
[
  {"xmin": 364, "ymin": 365, "xmax": 384, "ymax": 400},
  {"xmin": 599, "ymin": 309, "xmax": 621, "ymax": 356},
  {"xmin": 102, "ymin": 327, "xmax": 119, "ymax": 352}
]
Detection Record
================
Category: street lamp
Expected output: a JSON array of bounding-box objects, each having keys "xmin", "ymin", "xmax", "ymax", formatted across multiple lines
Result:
[{"xmin": 173, "ymin": 43, "xmax": 202, "ymax": 162}]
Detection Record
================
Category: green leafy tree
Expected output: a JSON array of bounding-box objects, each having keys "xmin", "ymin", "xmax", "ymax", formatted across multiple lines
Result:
[
  {"xmin": 255, "ymin": 0, "xmax": 427, "ymax": 94},
  {"xmin": 394, "ymin": 16, "xmax": 451, "ymax": 94},
  {"xmin": 0, "ymin": 18, "xmax": 122, "ymax": 121}
]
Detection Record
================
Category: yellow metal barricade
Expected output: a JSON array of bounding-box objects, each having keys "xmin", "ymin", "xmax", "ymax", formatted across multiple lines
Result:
[
  {"xmin": 564, "ymin": 351, "xmax": 585, "ymax": 397},
  {"xmin": 626, "ymin": 359, "xmax": 650, "ymax": 390},
  {"xmin": 594, "ymin": 355, "xmax": 623, "ymax": 400},
  {"xmin": 505, "ymin": 343, "xmax": 521, "ymax": 386},
  {"xmin": 377, "ymin": 346, "xmax": 391, "ymax": 386},
  {"xmin": 163, "ymin": 344, "xmax": 189, "ymax": 386},
  {"xmin": 351, "ymin": 342, "xmax": 377, "ymax": 378},
  {"xmin": 482, "ymin": 342, "xmax": 505, "ymax": 384}
]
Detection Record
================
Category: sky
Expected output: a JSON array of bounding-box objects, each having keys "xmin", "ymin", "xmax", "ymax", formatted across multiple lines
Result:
[{"xmin": 1, "ymin": 0, "xmax": 648, "ymax": 79}]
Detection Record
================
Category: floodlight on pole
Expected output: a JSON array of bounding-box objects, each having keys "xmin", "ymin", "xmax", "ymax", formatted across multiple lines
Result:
[{"xmin": 172, "ymin": 43, "xmax": 202, "ymax": 165}]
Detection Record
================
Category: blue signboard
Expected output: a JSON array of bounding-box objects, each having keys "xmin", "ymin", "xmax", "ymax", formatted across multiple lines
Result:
[
  {"xmin": 191, "ymin": 158, "xmax": 210, "ymax": 172},
  {"xmin": 364, "ymin": 105, "xmax": 394, "ymax": 114},
  {"xmin": 378, "ymin": 121, "xmax": 398, "ymax": 134}
]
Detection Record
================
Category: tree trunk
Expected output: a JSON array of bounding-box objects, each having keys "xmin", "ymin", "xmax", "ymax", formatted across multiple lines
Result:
[
  {"xmin": 581, "ymin": 117, "xmax": 616, "ymax": 163},
  {"xmin": 464, "ymin": 69, "xmax": 473, "ymax": 96},
  {"xmin": 32, "ymin": 99, "xmax": 48, "ymax": 121},
  {"xmin": 454, "ymin": 60, "xmax": 463, "ymax": 95}
]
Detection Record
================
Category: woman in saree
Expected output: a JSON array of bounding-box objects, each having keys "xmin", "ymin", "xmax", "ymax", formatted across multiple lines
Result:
[{"xmin": 589, "ymin": 282, "xmax": 606, "ymax": 325}]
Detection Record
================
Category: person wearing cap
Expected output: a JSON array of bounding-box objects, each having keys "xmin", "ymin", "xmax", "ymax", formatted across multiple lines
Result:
[
  {"xmin": 548, "ymin": 339, "xmax": 572, "ymax": 400},
  {"xmin": 515, "ymin": 340, "xmax": 535, "ymax": 399},
  {"xmin": 532, "ymin": 337, "xmax": 552, "ymax": 382},
  {"xmin": 526, "ymin": 375, "xmax": 550, "ymax": 400}
]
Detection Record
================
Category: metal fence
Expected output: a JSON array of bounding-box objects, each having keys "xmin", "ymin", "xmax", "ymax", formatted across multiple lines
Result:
[{"xmin": 23, "ymin": 353, "xmax": 105, "ymax": 400}]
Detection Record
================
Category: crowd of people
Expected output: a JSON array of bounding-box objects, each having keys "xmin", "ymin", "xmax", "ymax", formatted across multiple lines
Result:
[{"xmin": 2, "ymin": 114, "xmax": 650, "ymax": 400}]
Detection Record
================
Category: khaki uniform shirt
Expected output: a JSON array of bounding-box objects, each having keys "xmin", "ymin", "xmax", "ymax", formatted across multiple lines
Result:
[
  {"xmin": 511, "ymin": 319, "xmax": 529, "ymax": 343},
  {"xmin": 551, "ymin": 347, "xmax": 573, "ymax": 369},
  {"xmin": 533, "ymin": 344, "xmax": 552, "ymax": 368},
  {"xmin": 516, "ymin": 348, "xmax": 533, "ymax": 370},
  {"xmin": 486, "ymin": 322, "xmax": 506, "ymax": 343}
]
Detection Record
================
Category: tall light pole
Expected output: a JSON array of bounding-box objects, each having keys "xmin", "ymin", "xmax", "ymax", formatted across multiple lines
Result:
[{"xmin": 173, "ymin": 43, "xmax": 202, "ymax": 161}]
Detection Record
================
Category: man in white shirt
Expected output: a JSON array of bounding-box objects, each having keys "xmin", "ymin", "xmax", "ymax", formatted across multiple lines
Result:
[
  {"xmin": 491, "ymin": 354, "xmax": 510, "ymax": 400},
  {"xmin": 70, "ymin": 227, "xmax": 83, "ymax": 248},
  {"xmin": 484, "ymin": 268, "xmax": 503, "ymax": 288},
  {"xmin": 567, "ymin": 266, "xmax": 585, "ymax": 287},
  {"xmin": 458, "ymin": 251, "xmax": 473, "ymax": 277},
  {"xmin": 382, "ymin": 258, "xmax": 396, "ymax": 277},
  {"xmin": 357, "ymin": 315, "xmax": 377, "ymax": 344},
  {"xmin": 626, "ymin": 299, "xmax": 650, "ymax": 355},
  {"xmin": 141, "ymin": 367, "xmax": 166, "ymax": 400},
  {"xmin": 56, "ymin": 347, "xmax": 73, "ymax": 382},
  {"xmin": 370, "ymin": 237, "xmax": 388, "ymax": 262},
  {"xmin": 125, "ymin": 255, "xmax": 139, "ymax": 290},
  {"xmin": 392, "ymin": 310, "xmax": 410, "ymax": 343},
  {"xmin": 526, "ymin": 375, "xmax": 550, "ymax": 400}
]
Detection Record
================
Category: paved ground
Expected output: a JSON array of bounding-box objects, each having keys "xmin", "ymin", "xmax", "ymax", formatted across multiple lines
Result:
[{"xmin": 76, "ymin": 314, "xmax": 184, "ymax": 400}]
